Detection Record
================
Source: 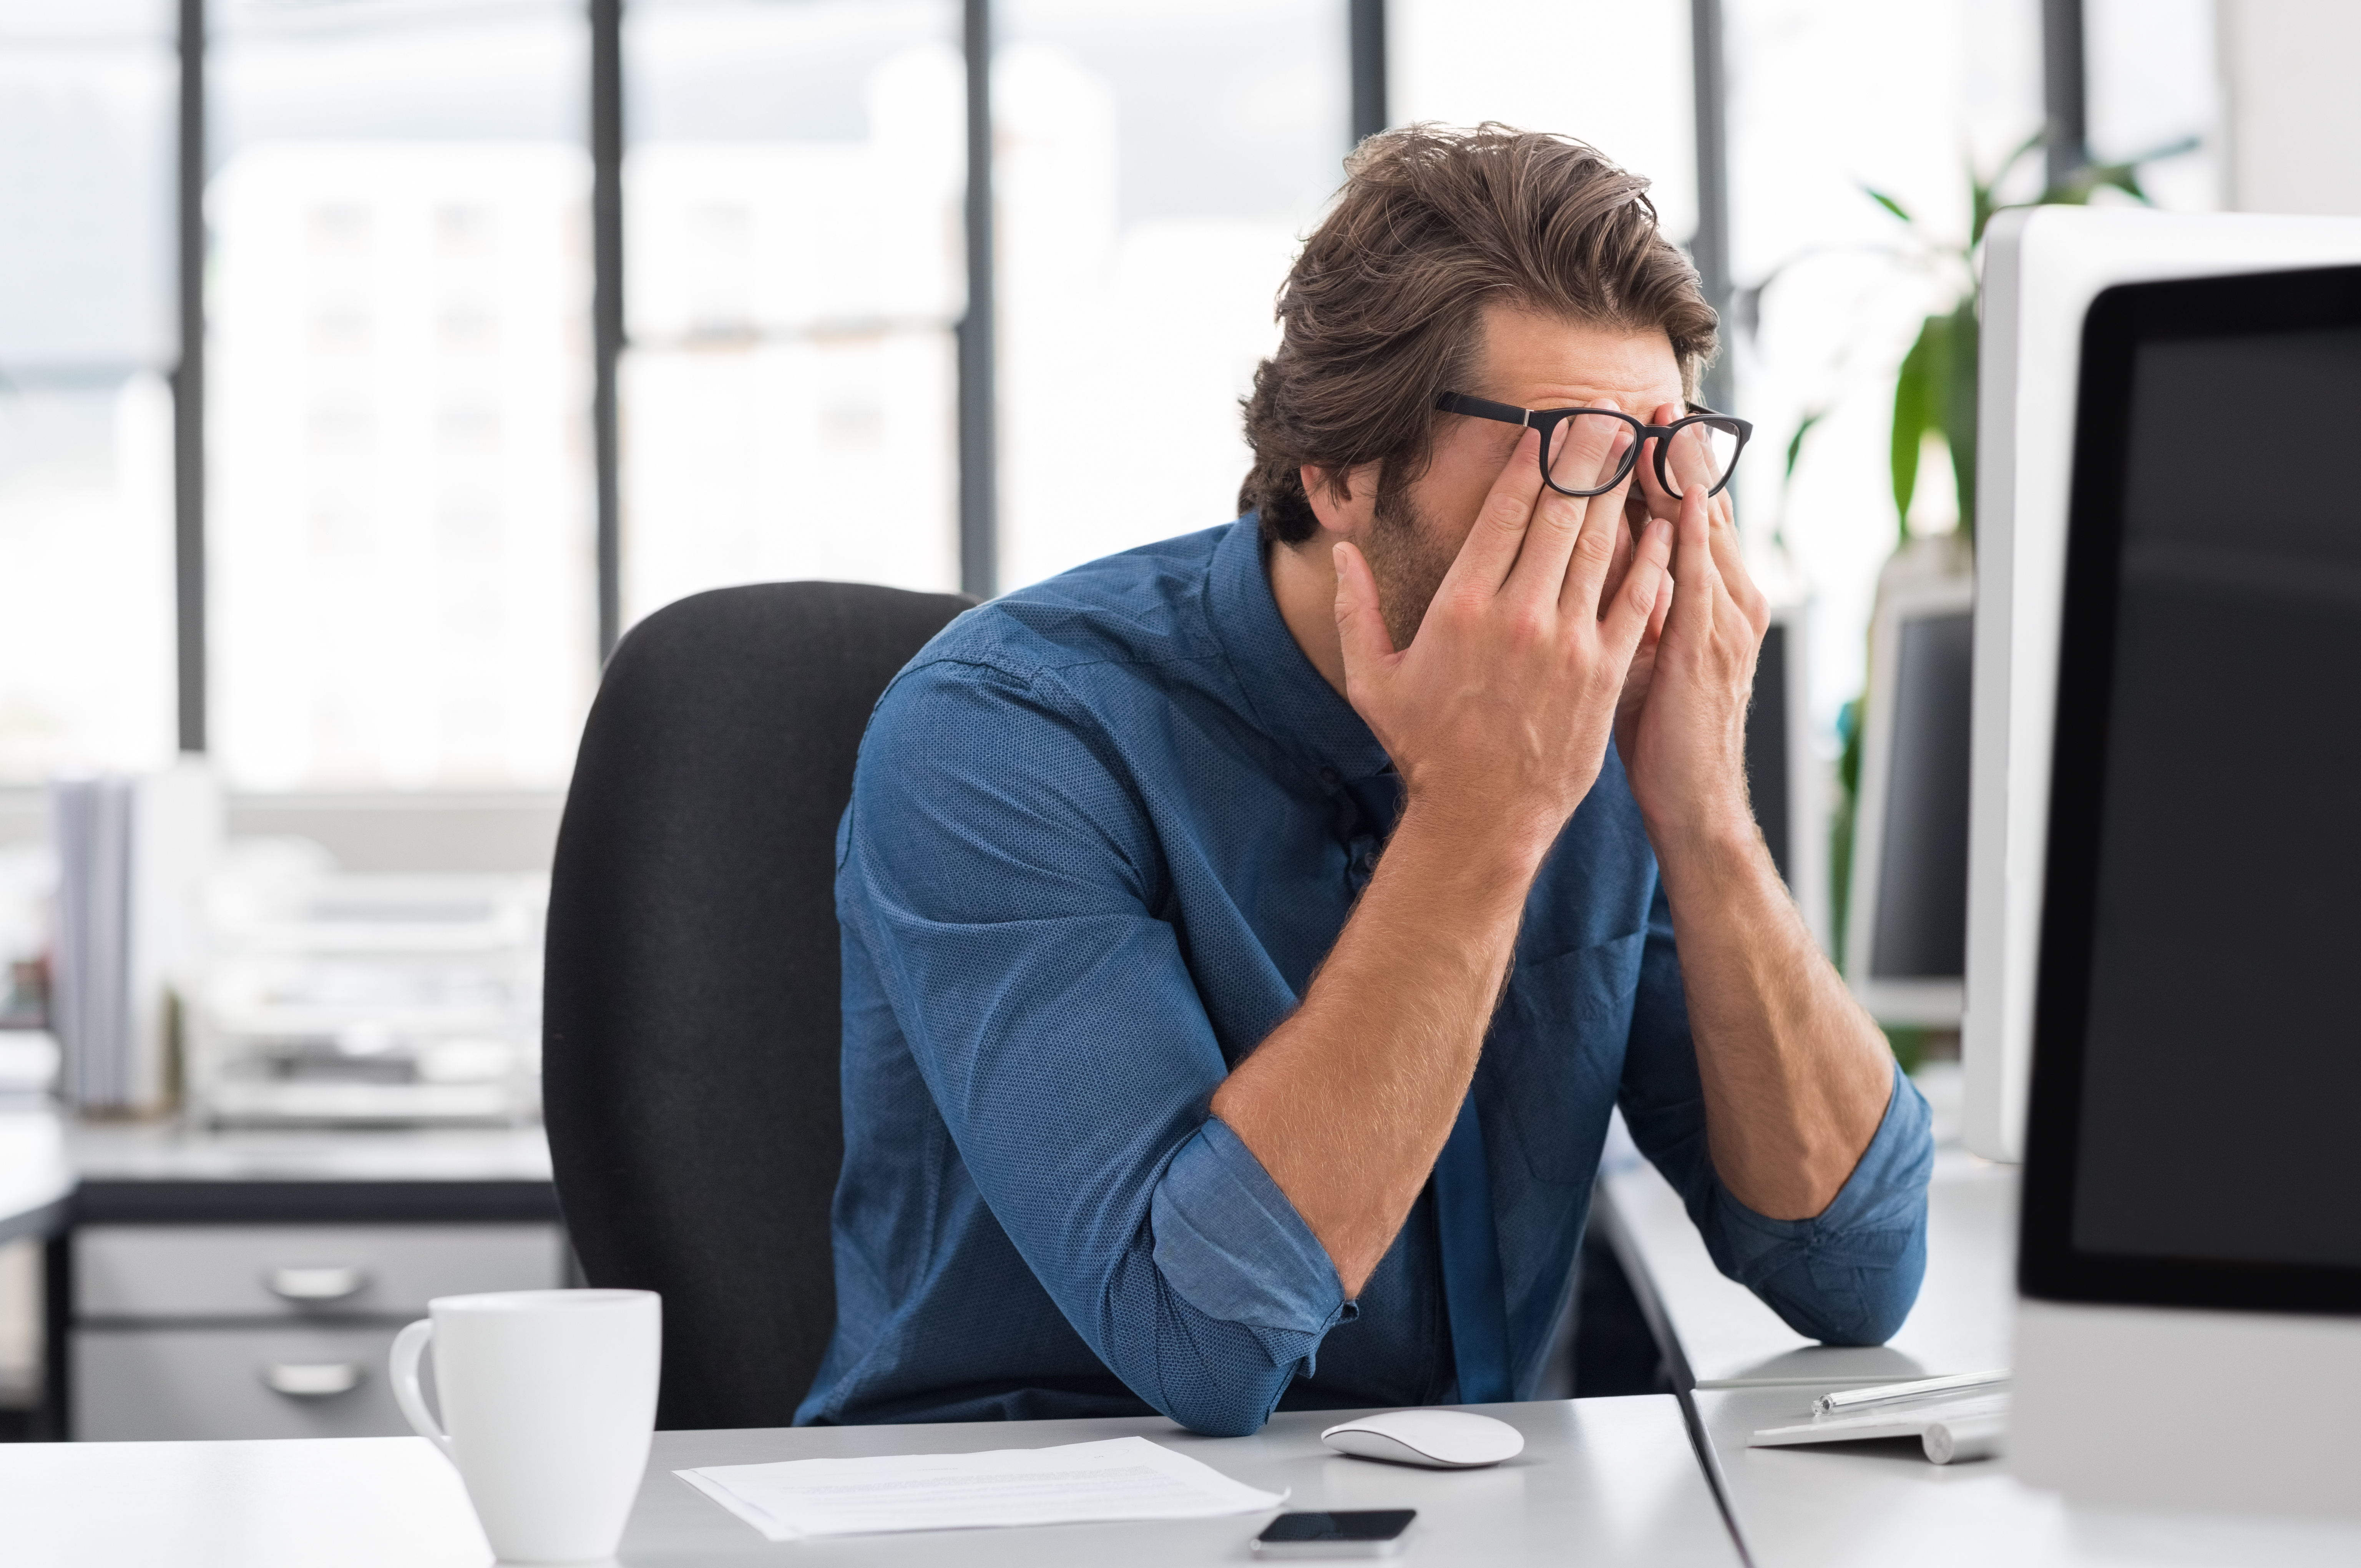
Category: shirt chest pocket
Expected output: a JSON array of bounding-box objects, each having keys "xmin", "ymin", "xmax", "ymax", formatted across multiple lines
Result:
[{"xmin": 1488, "ymin": 931, "xmax": 1648, "ymax": 1184}]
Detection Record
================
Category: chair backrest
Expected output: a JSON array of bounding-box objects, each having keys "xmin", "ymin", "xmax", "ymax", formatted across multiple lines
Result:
[{"xmin": 543, "ymin": 580, "xmax": 970, "ymax": 1430}]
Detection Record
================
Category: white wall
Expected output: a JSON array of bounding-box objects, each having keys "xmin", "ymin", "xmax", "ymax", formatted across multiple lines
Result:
[{"xmin": 2218, "ymin": 0, "xmax": 2361, "ymax": 214}]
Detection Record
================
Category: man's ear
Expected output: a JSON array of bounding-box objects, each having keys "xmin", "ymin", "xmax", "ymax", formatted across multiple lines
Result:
[{"xmin": 1300, "ymin": 461, "xmax": 1381, "ymax": 540}]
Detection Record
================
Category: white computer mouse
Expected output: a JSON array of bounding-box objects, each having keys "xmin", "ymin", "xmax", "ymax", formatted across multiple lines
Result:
[{"xmin": 1320, "ymin": 1409, "xmax": 1525, "ymax": 1469}]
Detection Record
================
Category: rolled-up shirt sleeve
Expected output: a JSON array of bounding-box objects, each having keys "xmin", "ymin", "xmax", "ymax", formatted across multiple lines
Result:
[
  {"xmin": 838, "ymin": 658, "xmax": 1347, "ymax": 1436},
  {"xmin": 1153, "ymin": 1118, "xmax": 1354, "ymax": 1355},
  {"xmin": 1617, "ymin": 882, "xmax": 1935, "ymax": 1345}
]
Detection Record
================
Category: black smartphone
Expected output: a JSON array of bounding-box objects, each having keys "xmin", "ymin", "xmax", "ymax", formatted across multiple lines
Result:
[{"xmin": 1250, "ymin": 1509, "xmax": 1417, "ymax": 1558}]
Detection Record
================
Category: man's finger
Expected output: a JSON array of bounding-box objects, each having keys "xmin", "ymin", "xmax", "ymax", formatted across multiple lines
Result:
[
  {"xmin": 1558, "ymin": 458, "xmax": 1637, "ymax": 619},
  {"xmin": 1511, "ymin": 420, "xmax": 1643, "ymax": 609},
  {"xmin": 1332, "ymin": 541, "xmax": 1397, "ymax": 675},
  {"xmin": 1545, "ymin": 407, "xmax": 1634, "ymax": 494},
  {"xmin": 1602, "ymin": 515, "xmax": 1674, "ymax": 659},
  {"xmin": 1661, "ymin": 414, "xmax": 1723, "ymax": 501},
  {"xmin": 1439, "ymin": 426, "xmax": 1550, "ymax": 597},
  {"xmin": 1669, "ymin": 485, "xmax": 1719, "ymax": 641},
  {"xmin": 1594, "ymin": 493, "xmax": 1638, "ymax": 622},
  {"xmin": 1691, "ymin": 486, "xmax": 1770, "ymax": 637}
]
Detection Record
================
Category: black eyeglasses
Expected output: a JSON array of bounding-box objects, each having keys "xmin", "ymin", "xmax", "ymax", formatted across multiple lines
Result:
[{"xmin": 1433, "ymin": 391, "xmax": 1753, "ymax": 501}]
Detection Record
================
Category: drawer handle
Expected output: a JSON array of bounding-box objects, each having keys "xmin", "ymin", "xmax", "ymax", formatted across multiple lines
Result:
[
  {"xmin": 262, "ymin": 1362, "xmax": 364, "ymax": 1398},
  {"xmin": 265, "ymin": 1266, "xmax": 370, "ymax": 1302}
]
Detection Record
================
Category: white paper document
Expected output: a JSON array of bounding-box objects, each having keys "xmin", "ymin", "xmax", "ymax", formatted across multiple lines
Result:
[{"xmin": 677, "ymin": 1435, "xmax": 1290, "ymax": 1541}]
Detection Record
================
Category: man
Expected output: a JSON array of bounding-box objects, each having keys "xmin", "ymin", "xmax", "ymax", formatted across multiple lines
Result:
[{"xmin": 798, "ymin": 125, "xmax": 1931, "ymax": 1436}]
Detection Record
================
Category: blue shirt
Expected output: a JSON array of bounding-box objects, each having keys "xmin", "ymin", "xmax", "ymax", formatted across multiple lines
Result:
[{"xmin": 799, "ymin": 518, "xmax": 1933, "ymax": 1437}]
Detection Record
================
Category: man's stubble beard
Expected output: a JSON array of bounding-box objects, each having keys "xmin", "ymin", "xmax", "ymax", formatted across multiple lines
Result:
[{"xmin": 1364, "ymin": 475, "xmax": 1463, "ymax": 654}]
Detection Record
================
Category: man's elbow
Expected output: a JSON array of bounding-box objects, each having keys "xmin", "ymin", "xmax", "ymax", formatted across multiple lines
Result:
[
  {"xmin": 1120, "ymin": 1291, "xmax": 1311, "ymax": 1438},
  {"xmin": 1134, "ymin": 1321, "xmax": 1295, "ymax": 1437},
  {"xmin": 1161, "ymin": 1390, "xmax": 1277, "ymax": 1440},
  {"xmin": 1818, "ymin": 1280, "xmax": 1920, "ymax": 1347},
  {"xmin": 1788, "ymin": 1242, "xmax": 1927, "ymax": 1347}
]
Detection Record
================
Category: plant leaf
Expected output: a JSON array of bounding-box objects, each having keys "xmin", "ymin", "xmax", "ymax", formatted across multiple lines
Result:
[
  {"xmin": 1865, "ymin": 186, "xmax": 1914, "ymax": 226},
  {"xmin": 1891, "ymin": 314, "xmax": 1948, "ymax": 540},
  {"xmin": 1943, "ymin": 298, "xmax": 1979, "ymax": 538},
  {"xmin": 1784, "ymin": 408, "xmax": 1827, "ymax": 481}
]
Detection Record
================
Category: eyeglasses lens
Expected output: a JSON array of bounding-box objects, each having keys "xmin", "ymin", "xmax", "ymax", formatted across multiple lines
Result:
[
  {"xmin": 1542, "ymin": 412, "xmax": 1637, "ymax": 495},
  {"xmin": 1662, "ymin": 419, "xmax": 1741, "ymax": 498}
]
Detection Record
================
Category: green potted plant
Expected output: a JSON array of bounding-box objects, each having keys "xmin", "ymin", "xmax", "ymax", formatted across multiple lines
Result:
[{"xmin": 1770, "ymin": 133, "xmax": 2186, "ymax": 1065}]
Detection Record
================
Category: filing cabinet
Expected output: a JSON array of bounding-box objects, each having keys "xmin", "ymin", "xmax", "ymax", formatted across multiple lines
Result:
[{"xmin": 70, "ymin": 1223, "xmax": 564, "ymax": 1440}]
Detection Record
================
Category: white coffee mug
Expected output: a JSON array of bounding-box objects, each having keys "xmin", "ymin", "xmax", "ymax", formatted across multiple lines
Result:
[{"xmin": 390, "ymin": 1289, "xmax": 661, "ymax": 1564}]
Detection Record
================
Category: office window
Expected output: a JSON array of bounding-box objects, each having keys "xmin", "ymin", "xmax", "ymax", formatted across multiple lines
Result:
[
  {"xmin": 1723, "ymin": 0, "xmax": 2043, "ymax": 730},
  {"xmin": 620, "ymin": 0, "xmax": 963, "ymax": 627},
  {"xmin": 0, "ymin": 0, "xmax": 178, "ymax": 781},
  {"xmin": 208, "ymin": 0, "xmax": 596, "ymax": 791},
  {"xmin": 991, "ymin": 0, "xmax": 1347, "ymax": 590},
  {"xmin": 2087, "ymin": 0, "xmax": 2219, "ymax": 211},
  {"xmin": 1391, "ymin": 0, "xmax": 1698, "ymax": 244}
]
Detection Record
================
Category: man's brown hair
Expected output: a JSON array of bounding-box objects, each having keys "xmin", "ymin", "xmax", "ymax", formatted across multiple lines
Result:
[{"xmin": 1239, "ymin": 123, "xmax": 1719, "ymax": 547}]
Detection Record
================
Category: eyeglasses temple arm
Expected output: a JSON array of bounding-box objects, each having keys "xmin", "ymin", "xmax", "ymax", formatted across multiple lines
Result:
[{"xmin": 1433, "ymin": 391, "xmax": 1533, "ymax": 427}]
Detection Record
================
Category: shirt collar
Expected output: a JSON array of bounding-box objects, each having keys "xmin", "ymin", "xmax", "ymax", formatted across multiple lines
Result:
[{"xmin": 1207, "ymin": 515, "xmax": 1393, "ymax": 787}]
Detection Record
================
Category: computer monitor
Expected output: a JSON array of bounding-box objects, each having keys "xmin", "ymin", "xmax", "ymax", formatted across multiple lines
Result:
[
  {"xmin": 1745, "ymin": 601, "xmax": 1830, "ymax": 951},
  {"xmin": 1963, "ymin": 206, "xmax": 2361, "ymax": 1163},
  {"xmin": 2010, "ymin": 259, "xmax": 2361, "ymax": 1519},
  {"xmin": 1843, "ymin": 556, "xmax": 1972, "ymax": 1025}
]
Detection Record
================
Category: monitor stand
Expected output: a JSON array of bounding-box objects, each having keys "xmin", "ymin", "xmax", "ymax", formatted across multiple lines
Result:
[{"xmin": 2013, "ymin": 1297, "xmax": 2361, "ymax": 1518}]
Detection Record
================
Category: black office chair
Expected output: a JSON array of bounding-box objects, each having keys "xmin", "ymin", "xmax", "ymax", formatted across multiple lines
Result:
[{"xmin": 542, "ymin": 580, "xmax": 970, "ymax": 1430}]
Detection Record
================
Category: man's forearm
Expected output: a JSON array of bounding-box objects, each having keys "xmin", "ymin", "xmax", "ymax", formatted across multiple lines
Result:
[
  {"xmin": 1652, "ymin": 824, "xmax": 1895, "ymax": 1220},
  {"xmin": 1210, "ymin": 803, "xmax": 1539, "ymax": 1296}
]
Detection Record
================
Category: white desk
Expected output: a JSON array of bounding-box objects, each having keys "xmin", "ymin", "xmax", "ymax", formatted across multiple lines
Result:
[
  {"xmin": 63, "ymin": 1119, "xmax": 552, "ymax": 1188},
  {"xmin": 0, "ymin": 1107, "xmax": 551, "ymax": 1236},
  {"xmin": 1601, "ymin": 1065, "xmax": 2013, "ymax": 1391},
  {"xmin": 1603, "ymin": 1067, "xmax": 2361, "ymax": 1567},
  {"xmin": 1603, "ymin": 1145, "xmax": 2016, "ymax": 1389},
  {"xmin": 0, "ymin": 1108, "xmax": 558, "ymax": 1440},
  {"xmin": 0, "ymin": 1397, "xmax": 1743, "ymax": 1567},
  {"xmin": 1687, "ymin": 1385, "xmax": 2361, "ymax": 1568}
]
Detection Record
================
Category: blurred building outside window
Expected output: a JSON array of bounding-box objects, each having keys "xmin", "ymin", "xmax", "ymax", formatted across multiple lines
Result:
[
  {"xmin": 0, "ymin": 0, "xmax": 178, "ymax": 784},
  {"xmin": 992, "ymin": 0, "xmax": 1347, "ymax": 591},
  {"xmin": 1391, "ymin": 0, "xmax": 1699, "ymax": 242},
  {"xmin": 207, "ymin": 0, "xmax": 596, "ymax": 792},
  {"xmin": 2086, "ymin": 0, "xmax": 2220, "ymax": 207},
  {"xmin": 619, "ymin": 0, "xmax": 963, "ymax": 629},
  {"xmin": 2, "ymin": 0, "xmax": 2237, "ymax": 787}
]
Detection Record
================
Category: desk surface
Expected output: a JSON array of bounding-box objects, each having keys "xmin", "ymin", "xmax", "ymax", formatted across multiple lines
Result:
[
  {"xmin": 64, "ymin": 1119, "xmax": 551, "ymax": 1185},
  {"xmin": 0, "ymin": 1398, "xmax": 1741, "ymax": 1568},
  {"xmin": 1603, "ymin": 1069, "xmax": 2014, "ymax": 1390},
  {"xmin": 1692, "ymin": 1386, "xmax": 2361, "ymax": 1568},
  {"xmin": 1609, "ymin": 1065, "xmax": 2361, "ymax": 1566},
  {"xmin": 0, "ymin": 1107, "xmax": 551, "ymax": 1236}
]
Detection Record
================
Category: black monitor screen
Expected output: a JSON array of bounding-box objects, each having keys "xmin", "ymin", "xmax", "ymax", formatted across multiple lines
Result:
[
  {"xmin": 2027, "ymin": 271, "xmax": 2361, "ymax": 1311},
  {"xmin": 1871, "ymin": 608, "xmax": 1973, "ymax": 981}
]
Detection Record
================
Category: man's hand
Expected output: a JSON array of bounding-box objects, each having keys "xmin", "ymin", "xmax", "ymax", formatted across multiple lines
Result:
[
  {"xmin": 1213, "ymin": 421, "xmax": 1673, "ymax": 1296},
  {"xmin": 1606, "ymin": 402, "xmax": 1892, "ymax": 1223},
  {"xmin": 1333, "ymin": 420, "xmax": 1675, "ymax": 869},
  {"xmin": 1614, "ymin": 401, "xmax": 1771, "ymax": 852}
]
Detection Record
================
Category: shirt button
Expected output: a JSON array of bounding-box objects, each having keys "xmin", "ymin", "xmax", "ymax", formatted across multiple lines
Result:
[{"xmin": 1318, "ymin": 766, "xmax": 1340, "ymax": 787}]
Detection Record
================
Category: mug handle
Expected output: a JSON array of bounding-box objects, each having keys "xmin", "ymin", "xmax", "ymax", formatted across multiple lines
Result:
[{"xmin": 389, "ymin": 1319, "xmax": 455, "ymax": 1462}]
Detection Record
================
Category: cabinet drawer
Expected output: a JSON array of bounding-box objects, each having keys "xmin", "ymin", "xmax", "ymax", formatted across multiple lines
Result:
[
  {"xmin": 75, "ymin": 1223, "xmax": 564, "ymax": 1319},
  {"xmin": 74, "ymin": 1323, "xmax": 417, "ymax": 1441}
]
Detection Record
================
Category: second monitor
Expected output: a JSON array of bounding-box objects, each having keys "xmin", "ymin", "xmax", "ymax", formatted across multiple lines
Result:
[{"xmin": 1845, "ymin": 551, "xmax": 1974, "ymax": 1028}]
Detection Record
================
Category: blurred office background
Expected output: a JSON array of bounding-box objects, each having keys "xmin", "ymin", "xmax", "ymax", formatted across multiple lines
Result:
[
  {"xmin": 0, "ymin": 0, "xmax": 2343, "ymax": 1435},
  {"xmin": 0, "ymin": 0, "xmax": 2236, "ymax": 793}
]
